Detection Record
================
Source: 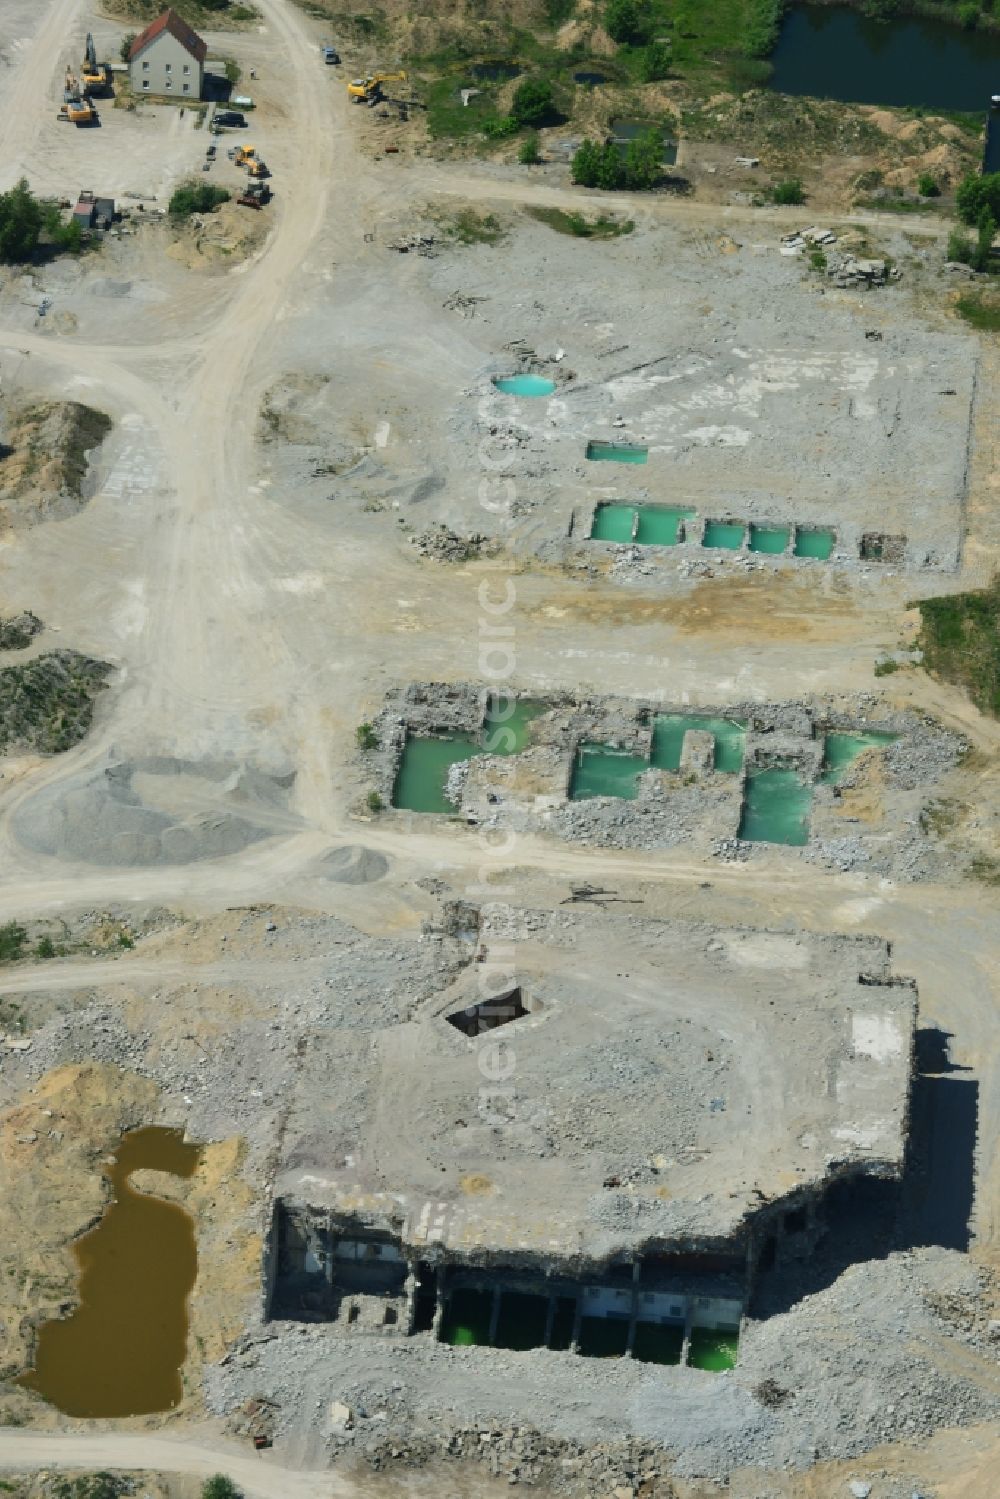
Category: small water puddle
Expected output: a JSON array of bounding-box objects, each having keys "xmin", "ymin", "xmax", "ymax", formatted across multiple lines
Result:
[
  {"xmin": 493, "ymin": 374, "xmax": 556, "ymax": 397},
  {"xmin": 586, "ymin": 440, "xmax": 648, "ymax": 465},
  {"xmin": 19, "ymin": 1127, "xmax": 201, "ymax": 1417},
  {"xmin": 610, "ymin": 119, "xmax": 678, "ymax": 165},
  {"xmin": 392, "ymin": 734, "xmax": 480, "ymax": 814},
  {"xmin": 574, "ymin": 70, "xmax": 607, "ymax": 85},
  {"xmin": 471, "ymin": 60, "xmax": 521, "ymax": 81}
]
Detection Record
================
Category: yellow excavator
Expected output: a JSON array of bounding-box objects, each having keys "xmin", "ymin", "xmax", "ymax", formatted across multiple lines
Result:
[
  {"xmin": 347, "ymin": 70, "xmax": 406, "ymax": 105},
  {"xmin": 80, "ymin": 33, "xmax": 110, "ymax": 96}
]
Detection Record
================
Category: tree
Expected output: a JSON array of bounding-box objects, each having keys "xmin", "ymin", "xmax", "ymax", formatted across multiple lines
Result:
[
  {"xmin": 604, "ymin": 0, "xmax": 651, "ymax": 45},
  {"xmin": 917, "ymin": 172, "xmax": 940, "ymax": 198},
  {"xmin": 974, "ymin": 205, "xmax": 996, "ymax": 272},
  {"xmin": 120, "ymin": 32, "xmax": 137, "ymax": 62},
  {"xmin": 510, "ymin": 77, "xmax": 554, "ymax": 128},
  {"xmin": 571, "ymin": 138, "xmax": 602, "ymax": 187},
  {"xmin": 623, "ymin": 129, "xmax": 662, "ymax": 190},
  {"xmin": 638, "ymin": 41, "xmax": 671, "ymax": 82},
  {"xmin": 0, "ymin": 178, "xmax": 42, "ymax": 263},
  {"xmin": 596, "ymin": 140, "xmax": 625, "ymax": 189},
  {"xmin": 772, "ymin": 177, "xmax": 805, "ymax": 205},
  {"xmin": 518, "ymin": 132, "xmax": 541, "ymax": 165},
  {"xmin": 958, "ymin": 1, "xmax": 980, "ymax": 29},
  {"xmin": 956, "ymin": 172, "xmax": 1000, "ymax": 226},
  {"xmin": 201, "ymin": 1478, "xmax": 241, "ymax": 1499}
]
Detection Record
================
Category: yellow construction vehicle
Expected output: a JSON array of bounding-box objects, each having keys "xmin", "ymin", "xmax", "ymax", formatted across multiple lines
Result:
[
  {"xmin": 347, "ymin": 70, "xmax": 406, "ymax": 105},
  {"xmin": 61, "ymin": 70, "xmax": 96, "ymax": 126},
  {"xmin": 234, "ymin": 145, "xmax": 269, "ymax": 177},
  {"xmin": 80, "ymin": 33, "xmax": 110, "ymax": 96}
]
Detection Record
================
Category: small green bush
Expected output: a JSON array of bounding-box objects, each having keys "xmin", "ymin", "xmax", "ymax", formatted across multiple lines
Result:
[
  {"xmin": 518, "ymin": 132, "xmax": 541, "ymax": 165},
  {"xmin": 168, "ymin": 181, "xmax": 231, "ymax": 219},
  {"xmin": 917, "ymin": 172, "xmax": 940, "ymax": 198},
  {"xmin": 772, "ymin": 177, "xmax": 805, "ymax": 206},
  {"xmin": 366, "ymin": 790, "xmax": 384, "ymax": 813},
  {"xmin": 0, "ymin": 923, "xmax": 27, "ymax": 963},
  {"xmin": 201, "ymin": 1479, "xmax": 242, "ymax": 1499},
  {"xmin": 120, "ymin": 33, "xmax": 137, "ymax": 63},
  {"xmin": 510, "ymin": 77, "xmax": 555, "ymax": 129},
  {"xmin": 638, "ymin": 41, "xmax": 671, "ymax": 83},
  {"xmin": 947, "ymin": 227, "xmax": 975, "ymax": 265},
  {"xmin": 809, "ymin": 248, "xmax": 827, "ymax": 271},
  {"xmin": 35, "ymin": 935, "xmax": 56, "ymax": 959},
  {"xmin": 873, "ymin": 657, "xmax": 899, "ymax": 677},
  {"xmin": 356, "ymin": 721, "xmax": 378, "ymax": 750},
  {"xmin": 604, "ymin": 0, "xmax": 652, "ymax": 45}
]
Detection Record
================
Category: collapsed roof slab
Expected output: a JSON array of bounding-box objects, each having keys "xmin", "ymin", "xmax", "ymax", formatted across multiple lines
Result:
[{"xmin": 276, "ymin": 907, "xmax": 915, "ymax": 1265}]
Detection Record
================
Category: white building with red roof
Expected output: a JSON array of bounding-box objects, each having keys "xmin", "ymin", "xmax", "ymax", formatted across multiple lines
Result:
[{"xmin": 129, "ymin": 8, "xmax": 207, "ymax": 100}]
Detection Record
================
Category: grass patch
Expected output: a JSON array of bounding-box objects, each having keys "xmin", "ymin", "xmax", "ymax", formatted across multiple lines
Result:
[
  {"xmin": 527, "ymin": 206, "xmax": 634, "ymax": 238},
  {"xmin": 0, "ymin": 924, "xmax": 27, "ymax": 964},
  {"xmin": 969, "ymin": 853, "xmax": 1000, "ymax": 885},
  {"xmin": 100, "ymin": 0, "xmax": 258, "ymax": 25},
  {"xmin": 437, "ymin": 208, "xmax": 506, "ymax": 245},
  {"xmin": 915, "ymin": 578, "xmax": 1000, "ymax": 716},
  {"xmin": 854, "ymin": 194, "xmax": 938, "ymax": 214},
  {"xmin": 425, "ymin": 77, "xmax": 505, "ymax": 140},
  {"xmin": 955, "ymin": 294, "xmax": 1000, "ymax": 331}
]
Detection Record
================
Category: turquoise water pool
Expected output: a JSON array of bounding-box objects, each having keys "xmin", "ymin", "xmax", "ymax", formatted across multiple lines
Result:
[{"xmin": 493, "ymin": 374, "xmax": 556, "ymax": 397}]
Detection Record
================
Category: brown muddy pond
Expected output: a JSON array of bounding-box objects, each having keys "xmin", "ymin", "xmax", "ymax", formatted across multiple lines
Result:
[{"xmin": 19, "ymin": 1126, "xmax": 201, "ymax": 1417}]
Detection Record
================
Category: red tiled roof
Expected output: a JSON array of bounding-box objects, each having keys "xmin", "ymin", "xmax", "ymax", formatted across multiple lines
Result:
[{"xmin": 130, "ymin": 8, "xmax": 207, "ymax": 65}]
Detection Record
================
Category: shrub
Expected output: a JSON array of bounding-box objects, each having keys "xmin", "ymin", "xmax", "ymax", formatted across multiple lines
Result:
[
  {"xmin": 356, "ymin": 722, "xmax": 378, "ymax": 750},
  {"xmin": 518, "ymin": 132, "xmax": 541, "ymax": 165},
  {"xmin": 771, "ymin": 177, "xmax": 804, "ymax": 206},
  {"xmin": 168, "ymin": 181, "xmax": 231, "ymax": 218},
  {"xmin": 809, "ymin": 248, "xmax": 827, "ymax": 271},
  {"xmin": 223, "ymin": 59, "xmax": 241, "ymax": 85},
  {"xmin": 0, "ymin": 923, "xmax": 27, "ymax": 963},
  {"xmin": 958, "ymin": 0, "xmax": 980, "ymax": 28},
  {"xmin": 120, "ymin": 33, "xmax": 137, "ymax": 62},
  {"xmin": 917, "ymin": 172, "xmax": 940, "ymax": 197},
  {"xmin": 35, "ymin": 935, "xmax": 56, "ymax": 959},
  {"xmin": 366, "ymin": 790, "xmax": 384, "ymax": 813},
  {"xmin": 974, "ymin": 206, "xmax": 997, "ymax": 272},
  {"xmin": 623, "ymin": 129, "xmax": 662, "ymax": 190},
  {"xmin": 201, "ymin": 1480, "xmax": 242, "ymax": 1499},
  {"xmin": 947, "ymin": 227, "xmax": 975, "ymax": 265},
  {"xmin": 482, "ymin": 115, "xmax": 520, "ymax": 139},
  {"xmin": 510, "ymin": 77, "xmax": 554, "ymax": 128},
  {"xmin": 873, "ymin": 657, "xmax": 899, "ymax": 676}
]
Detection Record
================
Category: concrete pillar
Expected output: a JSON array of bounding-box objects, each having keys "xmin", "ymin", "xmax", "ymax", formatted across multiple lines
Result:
[
  {"xmin": 488, "ymin": 1285, "xmax": 502, "ymax": 1347},
  {"xmin": 625, "ymin": 1265, "xmax": 640, "ymax": 1356},
  {"xmin": 570, "ymin": 1295, "xmax": 584, "ymax": 1354},
  {"xmin": 681, "ymin": 1302, "xmax": 694, "ymax": 1367},
  {"xmin": 431, "ymin": 1278, "xmax": 447, "ymax": 1343},
  {"xmin": 543, "ymin": 1293, "xmax": 557, "ymax": 1349}
]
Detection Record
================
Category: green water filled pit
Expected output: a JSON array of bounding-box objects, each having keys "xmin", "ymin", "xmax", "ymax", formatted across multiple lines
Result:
[
  {"xmin": 749, "ymin": 524, "xmax": 791, "ymax": 556},
  {"xmin": 590, "ymin": 503, "xmax": 636, "ymax": 543},
  {"xmin": 440, "ymin": 1287, "xmax": 494, "ymax": 1347},
  {"xmin": 688, "ymin": 1326, "xmax": 739, "ymax": 1372},
  {"xmin": 493, "ymin": 374, "xmax": 556, "ymax": 397},
  {"xmin": 821, "ymin": 730, "xmax": 897, "ymax": 785},
  {"xmin": 19, "ymin": 1127, "xmax": 201, "ymax": 1417},
  {"xmin": 570, "ymin": 743, "xmax": 648, "ymax": 801},
  {"xmin": 392, "ymin": 696, "xmax": 546, "ymax": 812},
  {"xmin": 577, "ymin": 1315, "xmax": 630, "ymax": 1358},
  {"xmin": 635, "ymin": 506, "xmax": 695, "ymax": 546},
  {"xmin": 738, "ymin": 767, "xmax": 812, "ymax": 846},
  {"xmin": 794, "ymin": 526, "xmax": 836, "ymax": 561},
  {"xmin": 702, "ymin": 520, "xmax": 745, "ymax": 551},
  {"xmin": 590, "ymin": 504, "xmax": 694, "ymax": 545},
  {"xmin": 586, "ymin": 440, "xmax": 648, "ymax": 465},
  {"xmin": 494, "ymin": 1291, "xmax": 550, "ymax": 1351},
  {"xmin": 632, "ymin": 1321, "xmax": 685, "ymax": 1365},
  {"xmin": 651, "ymin": 715, "xmax": 746, "ymax": 774},
  {"xmin": 392, "ymin": 734, "xmax": 480, "ymax": 814}
]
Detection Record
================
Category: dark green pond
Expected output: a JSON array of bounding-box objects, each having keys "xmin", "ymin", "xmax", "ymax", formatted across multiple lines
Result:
[{"xmin": 771, "ymin": 5, "xmax": 1000, "ymax": 110}]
